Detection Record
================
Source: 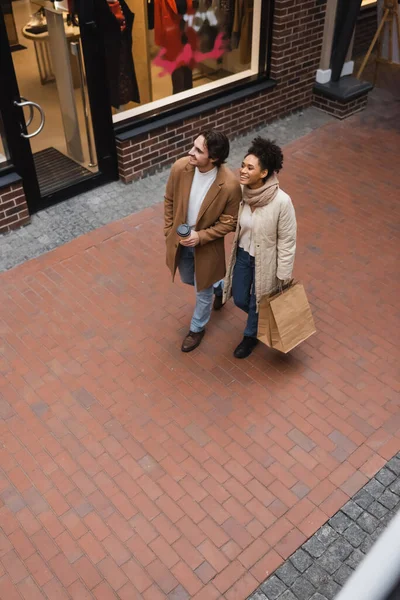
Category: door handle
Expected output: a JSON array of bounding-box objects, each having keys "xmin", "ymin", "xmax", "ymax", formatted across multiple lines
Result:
[
  {"xmin": 19, "ymin": 97, "xmax": 34, "ymax": 128},
  {"xmin": 14, "ymin": 100, "xmax": 45, "ymax": 139}
]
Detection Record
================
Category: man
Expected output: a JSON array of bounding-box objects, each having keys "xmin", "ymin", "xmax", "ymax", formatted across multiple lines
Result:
[{"xmin": 164, "ymin": 129, "xmax": 241, "ymax": 352}]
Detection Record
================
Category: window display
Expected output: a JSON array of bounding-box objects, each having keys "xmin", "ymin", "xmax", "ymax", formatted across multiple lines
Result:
[{"xmin": 112, "ymin": 0, "xmax": 261, "ymax": 123}]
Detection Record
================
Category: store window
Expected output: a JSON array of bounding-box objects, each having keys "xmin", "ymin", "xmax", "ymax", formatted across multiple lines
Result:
[{"xmin": 106, "ymin": 0, "xmax": 263, "ymax": 124}]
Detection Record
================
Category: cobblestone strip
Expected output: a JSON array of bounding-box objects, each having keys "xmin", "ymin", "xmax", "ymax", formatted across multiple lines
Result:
[{"xmin": 248, "ymin": 454, "xmax": 400, "ymax": 600}]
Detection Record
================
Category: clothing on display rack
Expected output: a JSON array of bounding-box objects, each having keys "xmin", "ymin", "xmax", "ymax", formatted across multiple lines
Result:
[
  {"xmin": 99, "ymin": 0, "xmax": 140, "ymax": 108},
  {"xmin": 231, "ymin": 0, "xmax": 252, "ymax": 64},
  {"xmin": 154, "ymin": 0, "xmax": 197, "ymax": 92}
]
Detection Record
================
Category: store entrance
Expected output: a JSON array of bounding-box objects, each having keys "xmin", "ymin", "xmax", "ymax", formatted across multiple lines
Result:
[{"xmin": 0, "ymin": 0, "xmax": 118, "ymax": 213}]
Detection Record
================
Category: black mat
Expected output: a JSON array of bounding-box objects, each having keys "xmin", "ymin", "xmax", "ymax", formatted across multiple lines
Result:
[{"xmin": 33, "ymin": 147, "xmax": 93, "ymax": 197}]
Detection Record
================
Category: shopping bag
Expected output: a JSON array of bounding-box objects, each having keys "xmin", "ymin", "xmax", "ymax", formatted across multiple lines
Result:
[{"xmin": 257, "ymin": 282, "xmax": 316, "ymax": 353}]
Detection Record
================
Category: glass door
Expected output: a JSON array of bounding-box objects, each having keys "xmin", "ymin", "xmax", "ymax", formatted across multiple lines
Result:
[{"xmin": 0, "ymin": 0, "xmax": 118, "ymax": 213}]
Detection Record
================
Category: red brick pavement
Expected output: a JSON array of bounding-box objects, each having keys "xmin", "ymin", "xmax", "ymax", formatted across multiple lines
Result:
[{"xmin": 0, "ymin": 90, "xmax": 399, "ymax": 599}]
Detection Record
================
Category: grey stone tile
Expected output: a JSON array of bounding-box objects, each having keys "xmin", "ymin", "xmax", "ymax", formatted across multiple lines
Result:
[
  {"xmin": 333, "ymin": 564, "xmax": 353, "ymax": 586},
  {"xmin": 275, "ymin": 562, "xmax": 300, "ymax": 586},
  {"xmin": 379, "ymin": 489, "xmax": 399, "ymax": 510},
  {"xmin": 290, "ymin": 576, "xmax": 315, "ymax": 600},
  {"xmin": 317, "ymin": 580, "xmax": 341, "ymax": 600},
  {"xmin": 328, "ymin": 512, "xmax": 352, "ymax": 534},
  {"xmin": 353, "ymin": 489, "xmax": 374, "ymax": 510},
  {"xmin": 357, "ymin": 511, "xmax": 380, "ymax": 534},
  {"xmin": 260, "ymin": 576, "xmax": 287, "ymax": 599},
  {"xmin": 376, "ymin": 468, "xmax": 397, "ymax": 487},
  {"xmin": 248, "ymin": 592, "xmax": 268, "ymax": 600},
  {"xmin": 387, "ymin": 456, "xmax": 400, "ymax": 476},
  {"xmin": 310, "ymin": 595, "xmax": 329, "ymax": 600},
  {"xmin": 341, "ymin": 500, "xmax": 363, "ymax": 521},
  {"xmin": 363, "ymin": 478, "xmax": 385, "ymax": 500},
  {"xmin": 303, "ymin": 537, "xmax": 325, "ymax": 559},
  {"xmin": 315, "ymin": 525, "xmax": 338, "ymax": 549},
  {"xmin": 280, "ymin": 591, "xmax": 297, "ymax": 600},
  {"xmin": 290, "ymin": 549, "xmax": 313, "ymax": 574},
  {"xmin": 367, "ymin": 499, "xmax": 389, "ymax": 519},
  {"xmin": 389, "ymin": 478, "xmax": 400, "ymax": 496},
  {"xmin": 342, "ymin": 523, "xmax": 367, "ymax": 548},
  {"xmin": 303, "ymin": 564, "xmax": 330, "ymax": 588},
  {"xmin": 345, "ymin": 549, "xmax": 365, "ymax": 570}
]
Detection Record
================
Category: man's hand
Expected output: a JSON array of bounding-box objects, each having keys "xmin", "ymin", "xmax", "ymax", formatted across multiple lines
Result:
[{"xmin": 180, "ymin": 230, "xmax": 200, "ymax": 247}]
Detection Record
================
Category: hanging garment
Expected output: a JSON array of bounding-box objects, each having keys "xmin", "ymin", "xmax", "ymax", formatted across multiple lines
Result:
[
  {"xmin": 154, "ymin": 0, "xmax": 197, "ymax": 62},
  {"xmin": 231, "ymin": 0, "xmax": 252, "ymax": 64},
  {"xmin": 99, "ymin": 0, "xmax": 140, "ymax": 108},
  {"xmin": 218, "ymin": 0, "xmax": 235, "ymax": 42}
]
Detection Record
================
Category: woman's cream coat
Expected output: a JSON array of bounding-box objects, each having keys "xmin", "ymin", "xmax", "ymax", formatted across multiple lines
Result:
[{"xmin": 223, "ymin": 188, "xmax": 297, "ymax": 309}]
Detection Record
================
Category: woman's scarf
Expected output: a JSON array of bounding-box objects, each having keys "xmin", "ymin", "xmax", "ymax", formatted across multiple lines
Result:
[{"xmin": 242, "ymin": 173, "xmax": 279, "ymax": 212}]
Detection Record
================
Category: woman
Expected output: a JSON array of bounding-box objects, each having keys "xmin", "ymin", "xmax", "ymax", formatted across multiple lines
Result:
[{"xmin": 223, "ymin": 137, "xmax": 297, "ymax": 358}]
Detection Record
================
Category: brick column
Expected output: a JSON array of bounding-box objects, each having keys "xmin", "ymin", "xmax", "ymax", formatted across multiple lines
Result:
[{"xmin": 0, "ymin": 180, "xmax": 30, "ymax": 234}]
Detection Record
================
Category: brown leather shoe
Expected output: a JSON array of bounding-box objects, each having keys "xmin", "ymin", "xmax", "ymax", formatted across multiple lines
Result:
[{"xmin": 181, "ymin": 330, "xmax": 205, "ymax": 353}]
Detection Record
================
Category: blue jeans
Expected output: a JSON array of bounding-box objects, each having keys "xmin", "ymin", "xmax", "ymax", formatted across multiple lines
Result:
[
  {"xmin": 232, "ymin": 247, "xmax": 258, "ymax": 338},
  {"xmin": 178, "ymin": 246, "xmax": 216, "ymax": 333}
]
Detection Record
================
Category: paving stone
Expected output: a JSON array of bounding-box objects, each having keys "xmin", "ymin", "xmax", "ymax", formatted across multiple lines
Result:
[
  {"xmin": 290, "ymin": 576, "xmax": 316, "ymax": 600},
  {"xmin": 248, "ymin": 591, "xmax": 268, "ymax": 600},
  {"xmin": 310, "ymin": 594, "xmax": 329, "ymax": 600},
  {"xmin": 260, "ymin": 576, "xmax": 287, "ymax": 599},
  {"xmin": 317, "ymin": 580, "xmax": 342, "ymax": 600},
  {"xmin": 275, "ymin": 562, "xmax": 301, "ymax": 587},
  {"xmin": 363, "ymin": 479, "xmax": 385, "ymax": 499},
  {"xmin": 340, "ymin": 501, "xmax": 363, "ymax": 521},
  {"xmin": 389, "ymin": 479, "xmax": 400, "ymax": 496},
  {"xmin": 357, "ymin": 511, "xmax": 380, "ymax": 534},
  {"xmin": 345, "ymin": 549, "xmax": 365, "ymax": 570},
  {"xmin": 280, "ymin": 591, "xmax": 297, "ymax": 600},
  {"xmin": 387, "ymin": 457, "xmax": 400, "ymax": 476},
  {"xmin": 342, "ymin": 523, "xmax": 367, "ymax": 548},
  {"xmin": 328, "ymin": 512, "xmax": 352, "ymax": 534},
  {"xmin": 290, "ymin": 549, "xmax": 314, "ymax": 574},
  {"xmin": 379, "ymin": 490, "xmax": 399, "ymax": 510},
  {"xmin": 304, "ymin": 564, "xmax": 330, "ymax": 588},
  {"xmin": 333, "ymin": 564, "xmax": 354, "ymax": 586},
  {"xmin": 353, "ymin": 489, "xmax": 374, "ymax": 510},
  {"xmin": 367, "ymin": 500, "xmax": 389, "ymax": 520},
  {"xmin": 376, "ymin": 468, "xmax": 397, "ymax": 487},
  {"xmin": 303, "ymin": 538, "xmax": 326, "ymax": 559},
  {"xmin": 315, "ymin": 525, "xmax": 338, "ymax": 549}
]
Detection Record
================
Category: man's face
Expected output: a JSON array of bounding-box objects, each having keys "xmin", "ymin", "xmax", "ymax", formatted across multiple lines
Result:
[{"xmin": 188, "ymin": 135, "xmax": 215, "ymax": 172}]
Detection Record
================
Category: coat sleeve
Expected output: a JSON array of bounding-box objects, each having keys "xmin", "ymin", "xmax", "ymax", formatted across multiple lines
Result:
[
  {"xmin": 276, "ymin": 196, "xmax": 297, "ymax": 281},
  {"xmin": 197, "ymin": 182, "xmax": 242, "ymax": 245},
  {"xmin": 164, "ymin": 163, "xmax": 175, "ymax": 237}
]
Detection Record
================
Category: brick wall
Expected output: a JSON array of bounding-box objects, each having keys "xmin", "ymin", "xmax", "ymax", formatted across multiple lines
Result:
[
  {"xmin": 354, "ymin": 4, "xmax": 377, "ymax": 58},
  {"xmin": 312, "ymin": 91, "xmax": 369, "ymax": 119},
  {"xmin": 0, "ymin": 181, "xmax": 30, "ymax": 234},
  {"xmin": 117, "ymin": 0, "xmax": 327, "ymax": 183}
]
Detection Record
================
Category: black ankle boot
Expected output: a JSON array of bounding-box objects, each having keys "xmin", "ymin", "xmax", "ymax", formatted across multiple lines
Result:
[{"xmin": 234, "ymin": 336, "xmax": 258, "ymax": 359}]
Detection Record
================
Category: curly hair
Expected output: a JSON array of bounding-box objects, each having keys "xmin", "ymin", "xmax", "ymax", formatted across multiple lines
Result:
[{"xmin": 246, "ymin": 137, "xmax": 283, "ymax": 180}]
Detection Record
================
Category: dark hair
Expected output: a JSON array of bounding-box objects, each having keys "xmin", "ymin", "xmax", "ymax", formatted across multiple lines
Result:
[
  {"xmin": 246, "ymin": 137, "xmax": 283, "ymax": 180},
  {"xmin": 201, "ymin": 130, "xmax": 230, "ymax": 167}
]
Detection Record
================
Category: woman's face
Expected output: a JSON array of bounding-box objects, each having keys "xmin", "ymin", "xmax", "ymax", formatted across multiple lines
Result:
[{"xmin": 240, "ymin": 154, "xmax": 268, "ymax": 189}]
